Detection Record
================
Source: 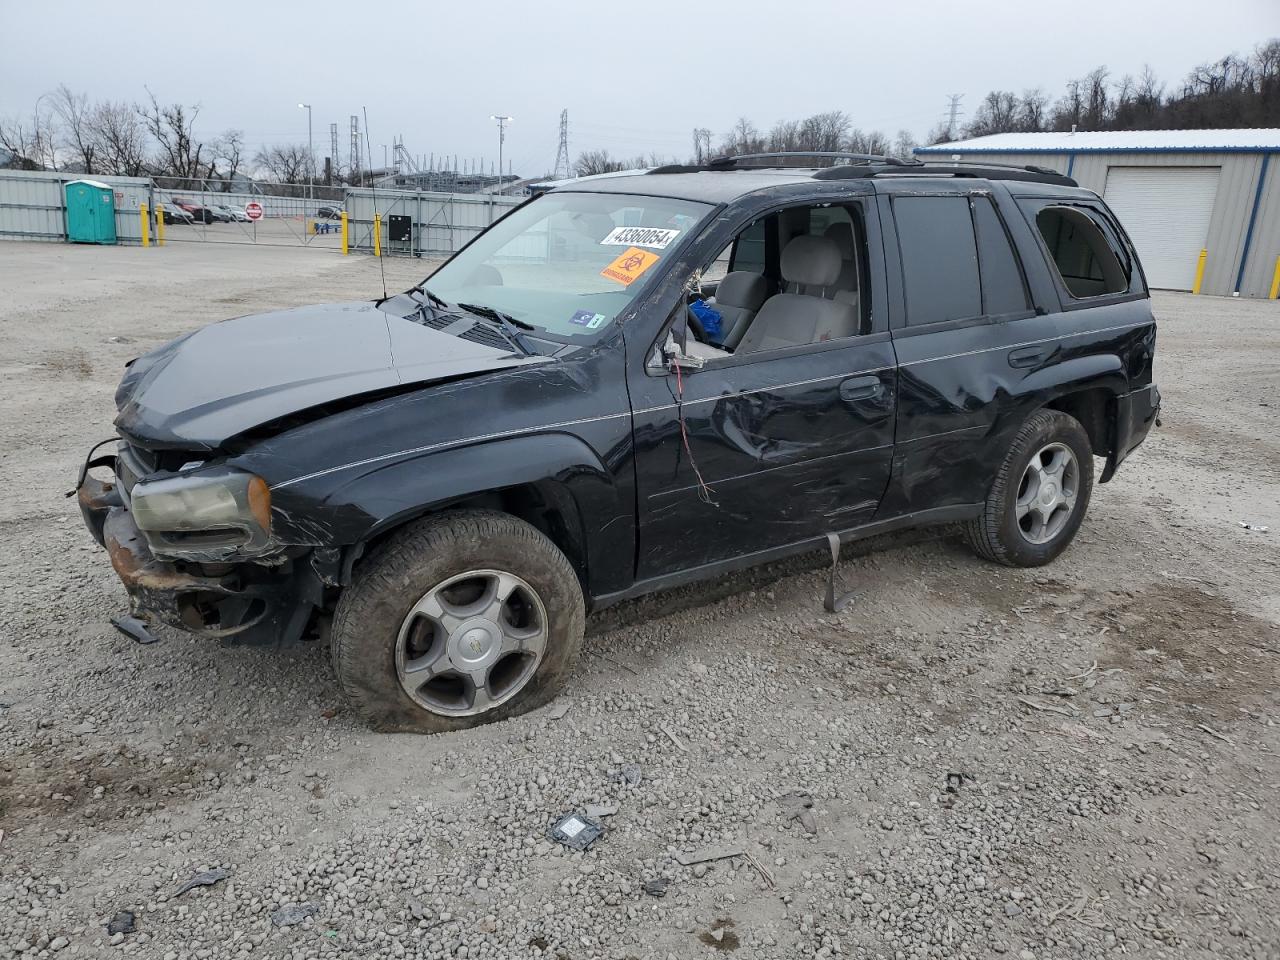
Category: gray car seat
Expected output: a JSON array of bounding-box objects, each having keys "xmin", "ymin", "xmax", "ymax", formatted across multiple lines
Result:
[
  {"xmin": 735, "ymin": 235, "xmax": 859, "ymax": 353},
  {"xmin": 713, "ymin": 271, "xmax": 768, "ymax": 350},
  {"xmin": 823, "ymin": 222, "xmax": 860, "ymax": 311}
]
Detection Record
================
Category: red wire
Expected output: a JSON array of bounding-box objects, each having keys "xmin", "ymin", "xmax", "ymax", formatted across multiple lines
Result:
[{"xmin": 674, "ymin": 359, "xmax": 716, "ymax": 504}]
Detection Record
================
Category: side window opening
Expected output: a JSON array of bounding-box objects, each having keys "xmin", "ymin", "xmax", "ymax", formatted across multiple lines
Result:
[
  {"xmin": 671, "ymin": 201, "xmax": 872, "ymax": 363},
  {"xmin": 1035, "ymin": 206, "xmax": 1129, "ymax": 299}
]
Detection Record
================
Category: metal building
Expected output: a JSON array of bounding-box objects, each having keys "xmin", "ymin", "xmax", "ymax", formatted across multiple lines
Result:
[{"xmin": 915, "ymin": 129, "xmax": 1280, "ymax": 297}]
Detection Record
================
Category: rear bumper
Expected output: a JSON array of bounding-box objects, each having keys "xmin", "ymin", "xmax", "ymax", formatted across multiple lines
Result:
[
  {"xmin": 77, "ymin": 468, "xmax": 319, "ymax": 645},
  {"xmin": 1104, "ymin": 383, "xmax": 1160, "ymax": 480}
]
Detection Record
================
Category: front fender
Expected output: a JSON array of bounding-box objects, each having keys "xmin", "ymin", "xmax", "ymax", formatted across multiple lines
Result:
[{"xmin": 313, "ymin": 432, "xmax": 633, "ymax": 597}]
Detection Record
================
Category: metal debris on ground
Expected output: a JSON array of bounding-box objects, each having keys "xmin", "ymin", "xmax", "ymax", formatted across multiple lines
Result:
[
  {"xmin": 1238, "ymin": 521, "xmax": 1269, "ymax": 532},
  {"xmin": 106, "ymin": 911, "xmax": 136, "ymax": 935},
  {"xmin": 111, "ymin": 614, "xmax": 158, "ymax": 645},
  {"xmin": 823, "ymin": 532, "xmax": 856, "ymax": 613},
  {"xmin": 777, "ymin": 791, "xmax": 817, "ymax": 834},
  {"xmin": 271, "ymin": 903, "xmax": 319, "ymax": 927},
  {"xmin": 547, "ymin": 812, "xmax": 605, "ymax": 851},
  {"xmin": 643, "ymin": 878, "xmax": 669, "ymax": 897},
  {"xmin": 619, "ymin": 762, "xmax": 642, "ymax": 786},
  {"xmin": 174, "ymin": 867, "xmax": 230, "ymax": 897},
  {"xmin": 675, "ymin": 845, "xmax": 745, "ymax": 866}
]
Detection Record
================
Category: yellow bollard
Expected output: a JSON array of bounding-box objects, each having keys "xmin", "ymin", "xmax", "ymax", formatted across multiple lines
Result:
[
  {"xmin": 1270, "ymin": 255, "xmax": 1280, "ymax": 300},
  {"xmin": 154, "ymin": 204, "xmax": 165, "ymax": 247},
  {"xmin": 373, "ymin": 213, "xmax": 382, "ymax": 257},
  {"xmin": 139, "ymin": 203, "xmax": 150, "ymax": 248},
  {"xmin": 1191, "ymin": 248, "xmax": 1207, "ymax": 294},
  {"xmin": 340, "ymin": 212, "xmax": 349, "ymax": 255}
]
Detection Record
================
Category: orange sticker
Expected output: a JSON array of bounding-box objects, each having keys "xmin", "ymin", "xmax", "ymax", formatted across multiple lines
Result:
[{"xmin": 600, "ymin": 246, "xmax": 660, "ymax": 286}]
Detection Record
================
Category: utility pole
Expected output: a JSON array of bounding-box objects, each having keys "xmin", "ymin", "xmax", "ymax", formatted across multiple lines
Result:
[
  {"xmin": 329, "ymin": 122, "xmax": 339, "ymax": 181},
  {"xmin": 489, "ymin": 115, "xmax": 511, "ymax": 194},
  {"xmin": 553, "ymin": 109, "xmax": 571, "ymax": 180},
  {"xmin": 298, "ymin": 103, "xmax": 313, "ymax": 202}
]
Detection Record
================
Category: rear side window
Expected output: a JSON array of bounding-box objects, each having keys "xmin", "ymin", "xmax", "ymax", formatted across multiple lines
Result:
[
  {"xmin": 729, "ymin": 218, "xmax": 766, "ymax": 274},
  {"xmin": 973, "ymin": 198, "xmax": 1030, "ymax": 316},
  {"xmin": 1035, "ymin": 206, "xmax": 1129, "ymax": 298},
  {"xmin": 894, "ymin": 196, "xmax": 981, "ymax": 325}
]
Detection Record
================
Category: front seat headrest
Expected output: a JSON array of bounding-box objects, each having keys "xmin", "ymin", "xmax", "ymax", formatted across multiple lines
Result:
[
  {"xmin": 781, "ymin": 235, "xmax": 842, "ymax": 288},
  {"xmin": 715, "ymin": 271, "xmax": 767, "ymax": 311},
  {"xmin": 824, "ymin": 222, "xmax": 855, "ymax": 260}
]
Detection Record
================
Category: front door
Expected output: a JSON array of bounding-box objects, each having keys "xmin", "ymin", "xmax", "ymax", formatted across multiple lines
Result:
[{"xmin": 626, "ymin": 196, "xmax": 896, "ymax": 581}]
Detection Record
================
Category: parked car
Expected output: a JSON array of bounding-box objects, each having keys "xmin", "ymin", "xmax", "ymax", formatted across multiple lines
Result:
[
  {"xmin": 77, "ymin": 153, "xmax": 1160, "ymax": 733},
  {"xmin": 160, "ymin": 204, "xmax": 195, "ymax": 225},
  {"xmin": 212, "ymin": 204, "xmax": 249, "ymax": 222},
  {"xmin": 172, "ymin": 200, "xmax": 221, "ymax": 224},
  {"xmin": 317, "ymin": 205, "xmax": 343, "ymax": 219}
]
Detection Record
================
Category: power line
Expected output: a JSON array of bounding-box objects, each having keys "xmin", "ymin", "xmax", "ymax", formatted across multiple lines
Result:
[{"xmin": 943, "ymin": 93, "xmax": 965, "ymax": 139}]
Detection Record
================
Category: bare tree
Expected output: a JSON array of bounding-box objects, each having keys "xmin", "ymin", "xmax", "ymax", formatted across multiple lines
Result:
[
  {"xmin": 138, "ymin": 90, "xmax": 203, "ymax": 179},
  {"xmin": 720, "ymin": 117, "xmax": 765, "ymax": 155},
  {"xmin": 90, "ymin": 101, "xmax": 147, "ymax": 176},
  {"xmin": 892, "ymin": 129, "xmax": 918, "ymax": 160},
  {"xmin": 846, "ymin": 128, "xmax": 891, "ymax": 156},
  {"xmin": 574, "ymin": 150, "xmax": 628, "ymax": 177},
  {"xmin": 0, "ymin": 117, "xmax": 44, "ymax": 169},
  {"xmin": 691, "ymin": 127, "xmax": 712, "ymax": 164},
  {"xmin": 51, "ymin": 84, "xmax": 96, "ymax": 173},
  {"xmin": 254, "ymin": 143, "xmax": 311, "ymax": 183},
  {"xmin": 208, "ymin": 129, "xmax": 246, "ymax": 188}
]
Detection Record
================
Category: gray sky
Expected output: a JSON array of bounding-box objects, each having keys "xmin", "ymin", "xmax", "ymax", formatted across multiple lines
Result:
[{"xmin": 1, "ymin": 0, "xmax": 1276, "ymax": 175}]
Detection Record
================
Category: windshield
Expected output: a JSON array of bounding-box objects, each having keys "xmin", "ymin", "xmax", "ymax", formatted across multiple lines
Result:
[{"xmin": 422, "ymin": 191, "xmax": 712, "ymax": 339}]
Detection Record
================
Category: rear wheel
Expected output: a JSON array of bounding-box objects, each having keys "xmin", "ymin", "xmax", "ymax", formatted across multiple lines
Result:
[
  {"xmin": 331, "ymin": 510, "xmax": 585, "ymax": 733},
  {"xmin": 965, "ymin": 409, "xmax": 1094, "ymax": 567}
]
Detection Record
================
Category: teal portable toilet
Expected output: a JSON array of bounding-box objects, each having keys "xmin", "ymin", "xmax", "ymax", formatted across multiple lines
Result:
[{"xmin": 64, "ymin": 180, "xmax": 117, "ymax": 244}]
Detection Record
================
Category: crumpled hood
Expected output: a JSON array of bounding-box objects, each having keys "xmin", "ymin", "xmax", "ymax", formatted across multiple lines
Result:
[{"xmin": 114, "ymin": 300, "xmax": 544, "ymax": 450}]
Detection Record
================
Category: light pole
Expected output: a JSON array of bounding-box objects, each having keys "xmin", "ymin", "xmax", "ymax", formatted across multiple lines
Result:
[
  {"xmin": 33, "ymin": 92, "xmax": 54, "ymax": 170},
  {"xmin": 298, "ymin": 103, "xmax": 313, "ymax": 206},
  {"xmin": 489, "ymin": 115, "xmax": 511, "ymax": 194}
]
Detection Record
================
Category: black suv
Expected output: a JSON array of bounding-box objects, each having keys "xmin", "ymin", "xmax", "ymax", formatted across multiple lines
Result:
[{"xmin": 78, "ymin": 153, "xmax": 1160, "ymax": 733}]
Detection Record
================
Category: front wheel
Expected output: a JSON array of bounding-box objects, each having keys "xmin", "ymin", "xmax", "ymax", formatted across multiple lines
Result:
[
  {"xmin": 965, "ymin": 409, "xmax": 1094, "ymax": 567},
  {"xmin": 331, "ymin": 510, "xmax": 585, "ymax": 733}
]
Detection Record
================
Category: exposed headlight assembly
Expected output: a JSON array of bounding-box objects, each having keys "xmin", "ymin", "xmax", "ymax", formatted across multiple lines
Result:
[{"xmin": 131, "ymin": 469, "xmax": 272, "ymax": 557}]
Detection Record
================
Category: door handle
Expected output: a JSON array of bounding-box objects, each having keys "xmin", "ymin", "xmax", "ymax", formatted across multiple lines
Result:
[
  {"xmin": 839, "ymin": 375, "xmax": 883, "ymax": 402},
  {"xmin": 1008, "ymin": 346, "xmax": 1047, "ymax": 369}
]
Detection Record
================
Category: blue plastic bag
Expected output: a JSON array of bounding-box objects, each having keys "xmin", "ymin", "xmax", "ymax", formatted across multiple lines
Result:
[{"xmin": 689, "ymin": 299, "xmax": 723, "ymax": 342}]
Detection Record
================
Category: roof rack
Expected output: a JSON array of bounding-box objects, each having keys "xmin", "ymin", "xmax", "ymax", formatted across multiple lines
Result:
[
  {"xmin": 814, "ymin": 160, "xmax": 1077, "ymax": 187},
  {"xmin": 707, "ymin": 151, "xmax": 924, "ymax": 169},
  {"xmin": 646, "ymin": 152, "xmax": 1076, "ymax": 186}
]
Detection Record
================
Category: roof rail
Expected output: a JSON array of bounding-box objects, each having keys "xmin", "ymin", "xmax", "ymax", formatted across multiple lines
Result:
[
  {"xmin": 813, "ymin": 160, "xmax": 1077, "ymax": 187},
  {"xmin": 707, "ymin": 151, "xmax": 924, "ymax": 168}
]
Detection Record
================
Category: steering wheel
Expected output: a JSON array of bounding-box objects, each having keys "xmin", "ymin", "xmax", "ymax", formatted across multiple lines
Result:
[{"xmin": 684, "ymin": 305, "xmax": 708, "ymax": 344}]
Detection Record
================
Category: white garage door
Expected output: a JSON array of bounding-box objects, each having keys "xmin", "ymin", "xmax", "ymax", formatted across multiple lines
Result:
[{"xmin": 1103, "ymin": 166, "xmax": 1220, "ymax": 290}]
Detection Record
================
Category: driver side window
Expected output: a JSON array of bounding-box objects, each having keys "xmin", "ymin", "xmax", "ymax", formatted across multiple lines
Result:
[{"xmin": 671, "ymin": 200, "xmax": 871, "ymax": 364}]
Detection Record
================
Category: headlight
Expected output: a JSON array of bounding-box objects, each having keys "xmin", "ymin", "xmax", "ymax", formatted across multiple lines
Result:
[{"xmin": 131, "ymin": 469, "xmax": 271, "ymax": 556}]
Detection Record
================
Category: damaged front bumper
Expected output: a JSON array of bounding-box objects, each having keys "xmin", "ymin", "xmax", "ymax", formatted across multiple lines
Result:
[{"xmin": 77, "ymin": 464, "xmax": 321, "ymax": 645}]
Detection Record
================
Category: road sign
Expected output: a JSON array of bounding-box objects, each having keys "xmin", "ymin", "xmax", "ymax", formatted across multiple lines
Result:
[{"xmin": 244, "ymin": 201, "xmax": 264, "ymax": 222}]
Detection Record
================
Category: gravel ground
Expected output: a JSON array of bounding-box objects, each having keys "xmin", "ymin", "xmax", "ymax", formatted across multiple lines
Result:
[{"xmin": 1, "ymin": 242, "xmax": 1278, "ymax": 960}]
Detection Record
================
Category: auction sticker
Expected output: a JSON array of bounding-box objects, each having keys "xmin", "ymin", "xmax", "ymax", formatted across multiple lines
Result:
[
  {"xmin": 600, "ymin": 247, "xmax": 660, "ymax": 286},
  {"xmin": 600, "ymin": 226, "xmax": 680, "ymax": 250}
]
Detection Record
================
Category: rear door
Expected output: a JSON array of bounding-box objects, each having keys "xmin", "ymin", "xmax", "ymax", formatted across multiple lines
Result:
[{"xmin": 876, "ymin": 181, "xmax": 1060, "ymax": 515}]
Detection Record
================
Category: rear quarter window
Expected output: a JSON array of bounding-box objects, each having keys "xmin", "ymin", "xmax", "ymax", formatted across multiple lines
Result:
[{"xmin": 1030, "ymin": 204, "xmax": 1132, "ymax": 299}]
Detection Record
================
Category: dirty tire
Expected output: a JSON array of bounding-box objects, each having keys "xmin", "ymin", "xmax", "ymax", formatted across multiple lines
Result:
[
  {"xmin": 965, "ymin": 409, "xmax": 1094, "ymax": 567},
  {"xmin": 331, "ymin": 510, "xmax": 585, "ymax": 733}
]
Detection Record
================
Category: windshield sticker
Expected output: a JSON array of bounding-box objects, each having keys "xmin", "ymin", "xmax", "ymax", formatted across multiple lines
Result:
[
  {"xmin": 600, "ymin": 247, "xmax": 660, "ymax": 287},
  {"xmin": 600, "ymin": 226, "xmax": 680, "ymax": 250},
  {"xmin": 569, "ymin": 310, "xmax": 608, "ymax": 329}
]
